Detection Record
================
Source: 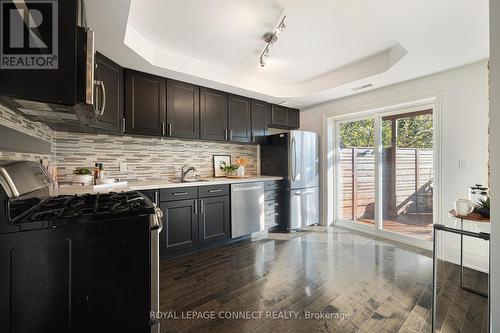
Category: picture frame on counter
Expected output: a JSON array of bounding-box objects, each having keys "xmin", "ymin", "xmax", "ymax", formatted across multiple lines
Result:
[{"xmin": 213, "ymin": 155, "xmax": 231, "ymax": 177}]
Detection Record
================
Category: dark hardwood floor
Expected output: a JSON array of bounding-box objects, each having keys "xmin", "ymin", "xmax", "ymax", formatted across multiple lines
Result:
[{"xmin": 158, "ymin": 226, "xmax": 488, "ymax": 333}]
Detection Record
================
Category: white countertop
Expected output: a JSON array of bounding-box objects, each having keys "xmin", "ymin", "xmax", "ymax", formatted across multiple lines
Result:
[{"xmin": 53, "ymin": 175, "xmax": 283, "ymax": 196}]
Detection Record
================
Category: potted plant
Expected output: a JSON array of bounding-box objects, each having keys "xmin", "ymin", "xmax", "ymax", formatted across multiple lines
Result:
[
  {"xmin": 219, "ymin": 161, "xmax": 239, "ymax": 177},
  {"xmin": 72, "ymin": 168, "xmax": 93, "ymax": 185},
  {"xmin": 476, "ymin": 197, "xmax": 490, "ymax": 218}
]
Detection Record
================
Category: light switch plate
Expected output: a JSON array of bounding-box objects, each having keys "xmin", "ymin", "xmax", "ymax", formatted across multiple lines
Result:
[{"xmin": 459, "ymin": 158, "xmax": 468, "ymax": 169}]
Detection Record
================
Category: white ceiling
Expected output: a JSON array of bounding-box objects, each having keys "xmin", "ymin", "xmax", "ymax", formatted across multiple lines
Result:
[{"xmin": 86, "ymin": 0, "xmax": 489, "ymax": 108}]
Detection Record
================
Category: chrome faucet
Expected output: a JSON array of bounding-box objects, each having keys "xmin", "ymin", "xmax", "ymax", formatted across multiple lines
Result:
[{"xmin": 180, "ymin": 164, "xmax": 196, "ymax": 182}]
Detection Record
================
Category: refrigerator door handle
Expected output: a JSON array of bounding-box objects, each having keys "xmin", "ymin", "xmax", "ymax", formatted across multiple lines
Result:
[{"xmin": 292, "ymin": 137, "xmax": 297, "ymax": 181}]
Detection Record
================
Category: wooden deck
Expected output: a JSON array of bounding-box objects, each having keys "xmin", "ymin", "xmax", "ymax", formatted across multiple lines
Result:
[
  {"xmin": 158, "ymin": 226, "xmax": 487, "ymax": 332},
  {"xmin": 357, "ymin": 214, "xmax": 433, "ymax": 241}
]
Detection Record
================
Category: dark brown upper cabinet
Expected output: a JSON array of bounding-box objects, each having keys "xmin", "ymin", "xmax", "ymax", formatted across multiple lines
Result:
[
  {"xmin": 166, "ymin": 80, "xmax": 200, "ymax": 139},
  {"xmin": 92, "ymin": 52, "xmax": 124, "ymax": 133},
  {"xmin": 228, "ymin": 94, "xmax": 252, "ymax": 143},
  {"xmin": 271, "ymin": 105, "xmax": 287, "ymax": 127},
  {"xmin": 251, "ymin": 99, "xmax": 271, "ymax": 141},
  {"xmin": 286, "ymin": 108, "xmax": 300, "ymax": 128},
  {"xmin": 200, "ymin": 87, "xmax": 228, "ymax": 141},
  {"xmin": 271, "ymin": 105, "xmax": 300, "ymax": 129},
  {"xmin": 125, "ymin": 69, "xmax": 166, "ymax": 136}
]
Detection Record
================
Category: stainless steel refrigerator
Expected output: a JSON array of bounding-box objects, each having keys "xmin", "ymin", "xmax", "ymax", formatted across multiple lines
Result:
[{"xmin": 261, "ymin": 131, "xmax": 319, "ymax": 231}]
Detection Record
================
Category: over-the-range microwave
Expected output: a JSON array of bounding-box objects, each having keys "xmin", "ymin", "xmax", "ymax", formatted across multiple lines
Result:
[{"xmin": 0, "ymin": 0, "xmax": 104, "ymax": 130}]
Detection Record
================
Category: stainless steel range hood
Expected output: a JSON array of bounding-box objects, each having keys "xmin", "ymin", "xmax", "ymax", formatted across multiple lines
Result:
[{"xmin": 0, "ymin": 95, "xmax": 98, "ymax": 132}]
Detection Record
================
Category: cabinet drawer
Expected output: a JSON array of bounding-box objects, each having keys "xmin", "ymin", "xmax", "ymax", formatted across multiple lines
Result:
[
  {"xmin": 264, "ymin": 181, "xmax": 281, "ymax": 191},
  {"xmin": 160, "ymin": 187, "xmax": 197, "ymax": 201},
  {"xmin": 265, "ymin": 211, "xmax": 280, "ymax": 227},
  {"xmin": 264, "ymin": 200, "xmax": 280, "ymax": 212},
  {"xmin": 264, "ymin": 190, "xmax": 280, "ymax": 201},
  {"xmin": 198, "ymin": 184, "xmax": 230, "ymax": 198}
]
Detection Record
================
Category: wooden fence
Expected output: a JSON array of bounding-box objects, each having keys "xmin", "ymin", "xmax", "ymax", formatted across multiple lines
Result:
[{"xmin": 340, "ymin": 148, "xmax": 433, "ymax": 220}]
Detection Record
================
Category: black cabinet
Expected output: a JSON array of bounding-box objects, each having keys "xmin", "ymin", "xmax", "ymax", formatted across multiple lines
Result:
[
  {"xmin": 271, "ymin": 105, "xmax": 300, "ymax": 129},
  {"xmin": 287, "ymin": 108, "xmax": 300, "ymax": 128},
  {"xmin": 158, "ymin": 185, "xmax": 231, "ymax": 258},
  {"xmin": 200, "ymin": 87, "xmax": 228, "ymax": 141},
  {"xmin": 198, "ymin": 196, "xmax": 230, "ymax": 245},
  {"xmin": 125, "ymin": 69, "xmax": 166, "ymax": 136},
  {"xmin": 251, "ymin": 99, "xmax": 271, "ymax": 141},
  {"xmin": 167, "ymin": 80, "xmax": 200, "ymax": 139},
  {"xmin": 264, "ymin": 180, "xmax": 282, "ymax": 228},
  {"xmin": 0, "ymin": 219, "xmax": 151, "ymax": 333},
  {"xmin": 271, "ymin": 105, "xmax": 287, "ymax": 127},
  {"xmin": 0, "ymin": 0, "xmax": 79, "ymax": 105},
  {"xmin": 92, "ymin": 52, "xmax": 124, "ymax": 133},
  {"xmin": 228, "ymin": 94, "xmax": 252, "ymax": 143},
  {"xmin": 160, "ymin": 199, "xmax": 198, "ymax": 256}
]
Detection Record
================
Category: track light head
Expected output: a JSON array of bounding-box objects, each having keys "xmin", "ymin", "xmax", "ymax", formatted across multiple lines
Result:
[{"xmin": 258, "ymin": 15, "xmax": 286, "ymax": 68}]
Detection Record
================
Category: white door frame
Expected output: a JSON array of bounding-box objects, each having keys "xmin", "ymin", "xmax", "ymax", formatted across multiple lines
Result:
[{"xmin": 321, "ymin": 92, "xmax": 444, "ymax": 250}]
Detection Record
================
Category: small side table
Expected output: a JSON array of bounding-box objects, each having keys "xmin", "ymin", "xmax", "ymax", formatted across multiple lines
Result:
[{"xmin": 448, "ymin": 209, "xmax": 490, "ymax": 297}]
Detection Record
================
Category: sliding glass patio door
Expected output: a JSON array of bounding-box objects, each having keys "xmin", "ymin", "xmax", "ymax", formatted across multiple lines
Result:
[
  {"xmin": 338, "ymin": 118, "xmax": 377, "ymax": 226},
  {"xmin": 381, "ymin": 110, "xmax": 434, "ymax": 240},
  {"xmin": 335, "ymin": 108, "xmax": 435, "ymax": 244}
]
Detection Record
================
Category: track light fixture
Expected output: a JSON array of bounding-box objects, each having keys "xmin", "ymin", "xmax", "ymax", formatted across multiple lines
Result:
[{"xmin": 259, "ymin": 15, "xmax": 286, "ymax": 67}]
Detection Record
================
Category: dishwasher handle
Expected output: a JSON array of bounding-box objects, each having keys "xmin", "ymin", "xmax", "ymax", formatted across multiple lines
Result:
[{"xmin": 232, "ymin": 185, "xmax": 264, "ymax": 192}]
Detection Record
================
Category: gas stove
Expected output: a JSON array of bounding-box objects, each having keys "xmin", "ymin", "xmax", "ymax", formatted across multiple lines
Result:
[
  {"xmin": 0, "ymin": 161, "xmax": 162, "ymax": 332},
  {"xmin": 9, "ymin": 191, "xmax": 156, "ymax": 230},
  {"xmin": 25, "ymin": 191, "xmax": 153, "ymax": 221}
]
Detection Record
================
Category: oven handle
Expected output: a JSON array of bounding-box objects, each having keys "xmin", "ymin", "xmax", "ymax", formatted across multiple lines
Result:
[{"xmin": 150, "ymin": 210, "xmax": 162, "ymax": 332}]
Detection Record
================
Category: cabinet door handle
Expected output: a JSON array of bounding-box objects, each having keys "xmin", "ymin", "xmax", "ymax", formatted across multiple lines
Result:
[
  {"xmin": 173, "ymin": 192, "xmax": 188, "ymax": 196},
  {"xmin": 251, "ymin": 132, "xmax": 255, "ymax": 143},
  {"xmin": 161, "ymin": 122, "xmax": 166, "ymax": 136},
  {"xmin": 168, "ymin": 123, "xmax": 172, "ymax": 136},
  {"xmin": 224, "ymin": 129, "xmax": 228, "ymax": 141},
  {"xmin": 194, "ymin": 200, "xmax": 198, "ymax": 214},
  {"xmin": 200, "ymin": 200, "xmax": 204, "ymax": 214},
  {"xmin": 208, "ymin": 189, "xmax": 222, "ymax": 193},
  {"xmin": 122, "ymin": 118, "xmax": 126, "ymax": 133},
  {"xmin": 94, "ymin": 80, "xmax": 106, "ymax": 116},
  {"xmin": 229, "ymin": 129, "xmax": 233, "ymax": 141},
  {"xmin": 154, "ymin": 191, "xmax": 159, "ymax": 206}
]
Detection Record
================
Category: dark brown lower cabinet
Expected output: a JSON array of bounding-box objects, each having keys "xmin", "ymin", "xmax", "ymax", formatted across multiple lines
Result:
[
  {"xmin": 198, "ymin": 196, "xmax": 230, "ymax": 245},
  {"xmin": 159, "ymin": 187, "xmax": 231, "ymax": 258},
  {"xmin": 160, "ymin": 199, "xmax": 198, "ymax": 257}
]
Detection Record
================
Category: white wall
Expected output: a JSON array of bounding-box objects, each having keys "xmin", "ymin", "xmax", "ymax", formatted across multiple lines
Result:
[
  {"xmin": 489, "ymin": 0, "xmax": 499, "ymax": 330},
  {"xmin": 301, "ymin": 61, "xmax": 490, "ymax": 270}
]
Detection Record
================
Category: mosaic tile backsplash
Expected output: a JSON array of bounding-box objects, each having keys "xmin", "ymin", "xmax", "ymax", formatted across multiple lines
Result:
[
  {"xmin": 0, "ymin": 105, "xmax": 258, "ymax": 182},
  {"xmin": 54, "ymin": 132, "xmax": 257, "ymax": 182}
]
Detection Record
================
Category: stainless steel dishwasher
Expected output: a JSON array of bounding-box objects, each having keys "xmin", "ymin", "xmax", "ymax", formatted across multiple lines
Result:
[{"xmin": 231, "ymin": 182, "xmax": 265, "ymax": 238}]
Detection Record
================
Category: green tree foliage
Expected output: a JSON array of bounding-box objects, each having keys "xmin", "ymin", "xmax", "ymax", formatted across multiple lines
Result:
[{"xmin": 339, "ymin": 113, "xmax": 432, "ymax": 149}]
